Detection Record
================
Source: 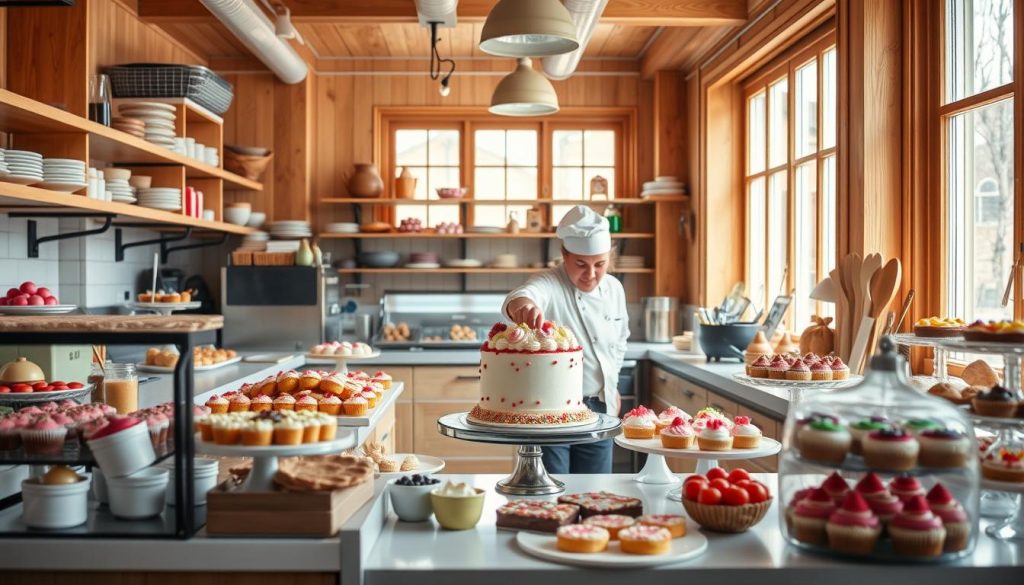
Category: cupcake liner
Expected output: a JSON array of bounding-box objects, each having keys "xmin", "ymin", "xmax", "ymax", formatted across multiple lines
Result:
[
  {"xmin": 826, "ymin": 523, "xmax": 881, "ymax": 555},
  {"xmin": 682, "ymin": 498, "xmax": 772, "ymax": 533},
  {"xmin": 0, "ymin": 429, "xmax": 22, "ymax": 450},
  {"xmin": 319, "ymin": 423, "xmax": 337, "ymax": 442},
  {"xmin": 943, "ymin": 521, "xmax": 970, "ymax": 553},
  {"xmin": 889, "ymin": 525, "xmax": 946, "ymax": 557},
  {"xmin": 791, "ymin": 515, "xmax": 829, "ymax": 545},
  {"xmin": 798, "ymin": 441, "xmax": 848, "ymax": 464},
  {"xmin": 660, "ymin": 434, "xmax": 694, "ymax": 449},
  {"xmin": 21, "ymin": 427, "xmax": 69, "ymax": 454},
  {"xmin": 732, "ymin": 435, "xmax": 761, "ymax": 449}
]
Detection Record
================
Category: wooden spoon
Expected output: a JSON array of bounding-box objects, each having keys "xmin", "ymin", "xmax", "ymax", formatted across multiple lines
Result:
[{"xmin": 864, "ymin": 258, "xmax": 903, "ymax": 364}]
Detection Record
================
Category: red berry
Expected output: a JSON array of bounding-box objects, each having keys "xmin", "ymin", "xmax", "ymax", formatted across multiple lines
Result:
[
  {"xmin": 36, "ymin": 287, "xmax": 52, "ymax": 299},
  {"xmin": 697, "ymin": 486, "xmax": 723, "ymax": 505},
  {"xmin": 19, "ymin": 281, "xmax": 37, "ymax": 295},
  {"xmin": 741, "ymin": 482, "xmax": 770, "ymax": 504},
  {"xmin": 722, "ymin": 486, "xmax": 751, "ymax": 506},
  {"xmin": 727, "ymin": 468, "xmax": 752, "ymax": 484},
  {"xmin": 683, "ymin": 477, "xmax": 708, "ymax": 501},
  {"xmin": 12, "ymin": 384, "xmax": 32, "ymax": 393},
  {"xmin": 67, "ymin": 382, "xmax": 84, "ymax": 389},
  {"xmin": 27, "ymin": 295, "xmax": 44, "ymax": 306},
  {"xmin": 6, "ymin": 288, "xmax": 20, "ymax": 299},
  {"xmin": 706, "ymin": 467, "xmax": 728, "ymax": 482},
  {"xmin": 0, "ymin": 386, "xmax": 9, "ymax": 393},
  {"xmin": 709, "ymin": 478, "xmax": 731, "ymax": 492},
  {"xmin": 683, "ymin": 474, "xmax": 707, "ymax": 485}
]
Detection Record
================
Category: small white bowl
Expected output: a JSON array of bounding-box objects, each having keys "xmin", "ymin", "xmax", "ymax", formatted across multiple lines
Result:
[
  {"xmin": 103, "ymin": 168, "xmax": 131, "ymax": 182},
  {"xmin": 22, "ymin": 474, "xmax": 91, "ymax": 529},
  {"xmin": 223, "ymin": 207, "xmax": 252, "ymax": 226},
  {"xmin": 246, "ymin": 211, "xmax": 266, "ymax": 227},
  {"xmin": 87, "ymin": 421, "xmax": 156, "ymax": 478},
  {"xmin": 388, "ymin": 479, "xmax": 438, "ymax": 522},
  {"xmin": 128, "ymin": 175, "xmax": 152, "ymax": 189},
  {"xmin": 107, "ymin": 467, "xmax": 169, "ymax": 519},
  {"xmin": 162, "ymin": 457, "xmax": 219, "ymax": 506}
]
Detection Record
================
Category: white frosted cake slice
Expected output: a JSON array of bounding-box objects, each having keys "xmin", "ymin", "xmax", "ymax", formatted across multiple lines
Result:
[{"xmin": 468, "ymin": 322, "xmax": 594, "ymax": 426}]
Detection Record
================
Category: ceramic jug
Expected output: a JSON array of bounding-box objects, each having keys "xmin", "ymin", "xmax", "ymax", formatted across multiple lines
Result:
[
  {"xmin": 348, "ymin": 163, "xmax": 384, "ymax": 198},
  {"xmin": 395, "ymin": 166, "xmax": 417, "ymax": 199}
]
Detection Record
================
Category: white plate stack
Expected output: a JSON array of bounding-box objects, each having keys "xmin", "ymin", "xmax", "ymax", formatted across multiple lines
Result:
[
  {"xmin": 4, "ymin": 150, "xmax": 44, "ymax": 186},
  {"xmin": 641, "ymin": 176, "xmax": 686, "ymax": 198},
  {"xmin": 237, "ymin": 231, "xmax": 269, "ymax": 252},
  {"xmin": 137, "ymin": 188, "xmax": 182, "ymax": 211},
  {"xmin": 40, "ymin": 158, "xmax": 87, "ymax": 192},
  {"xmin": 266, "ymin": 240, "xmax": 302, "ymax": 253},
  {"xmin": 269, "ymin": 221, "xmax": 312, "ymax": 239},
  {"xmin": 616, "ymin": 255, "xmax": 646, "ymax": 269},
  {"xmin": 106, "ymin": 178, "xmax": 135, "ymax": 204},
  {"xmin": 118, "ymin": 102, "xmax": 177, "ymax": 150},
  {"xmin": 325, "ymin": 222, "xmax": 359, "ymax": 234},
  {"xmin": 0, "ymin": 149, "xmax": 9, "ymax": 178}
]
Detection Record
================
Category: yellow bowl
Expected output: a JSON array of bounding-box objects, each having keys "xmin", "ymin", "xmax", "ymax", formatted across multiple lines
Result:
[{"xmin": 430, "ymin": 488, "xmax": 486, "ymax": 530}]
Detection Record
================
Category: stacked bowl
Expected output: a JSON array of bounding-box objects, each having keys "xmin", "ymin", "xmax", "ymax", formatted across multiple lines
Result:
[
  {"xmin": 641, "ymin": 176, "xmax": 685, "ymax": 198},
  {"xmin": 269, "ymin": 221, "xmax": 312, "ymax": 239},
  {"xmin": 103, "ymin": 168, "xmax": 135, "ymax": 203},
  {"xmin": 137, "ymin": 187, "xmax": 182, "ymax": 211},
  {"xmin": 4, "ymin": 150, "xmax": 44, "ymax": 185},
  {"xmin": 0, "ymin": 149, "xmax": 9, "ymax": 178},
  {"xmin": 237, "ymin": 231, "xmax": 269, "ymax": 252},
  {"xmin": 41, "ymin": 159, "xmax": 87, "ymax": 192},
  {"xmin": 118, "ymin": 102, "xmax": 177, "ymax": 150},
  {"xmin": 406, "ymin": 252, "xmax": 440, "ymax": 269}
]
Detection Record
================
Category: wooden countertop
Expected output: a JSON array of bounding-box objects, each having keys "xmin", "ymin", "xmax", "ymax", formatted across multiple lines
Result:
[{"xmin": 0, "ymin": 314, "xmax": 223, "ymax": 333}]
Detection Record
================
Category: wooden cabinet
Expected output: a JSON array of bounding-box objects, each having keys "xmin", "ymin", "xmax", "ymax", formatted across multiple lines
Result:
[{"xmin": 413, "ymin": 366, "xmax": 481, "ymax": 400}]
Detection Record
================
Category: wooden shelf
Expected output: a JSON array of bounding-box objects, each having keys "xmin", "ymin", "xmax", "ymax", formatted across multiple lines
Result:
[
  {"xmin": 0, "ymin": 90, "xmax": 260, "ymax": 191},
  {"xmin": 318, "ymin": 232, "xmax": 655, "ymax": 239},
  {"xmin": 0, "ymin": 181, "xmax": 256, "ymax": 235},
  {"xmin": 337, "ymin": 267, "xmax": 654, "ymax": 275},
  {"xmin": 319, "ymin": 197, "xmax": 686, "ymax": 206}
]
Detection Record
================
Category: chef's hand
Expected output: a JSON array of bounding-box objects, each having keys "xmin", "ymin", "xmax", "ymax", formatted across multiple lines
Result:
[{"xmin": 506, "ymin": 297, "xmax": 544, "ymax": 330}]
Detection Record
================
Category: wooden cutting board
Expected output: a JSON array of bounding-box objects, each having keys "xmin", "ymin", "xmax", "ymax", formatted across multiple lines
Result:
[{"xmin": 0, "ymin": 314, "xmax": 223, "ymax": 333}]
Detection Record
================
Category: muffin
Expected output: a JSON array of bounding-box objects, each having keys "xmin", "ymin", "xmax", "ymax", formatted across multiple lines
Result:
[
  {"xmin": 972, "ymin": 384, "xmax": 1019, "ymax": 418},
  {"xmin": 926, "ymin": 483, "xmax": 969, "ymax": 552},
  {"xmin": 301, "ymin": 417, "xmax": 321, "ymax": 443},
  {"xmin": 273, "ymin": 418, "xmax": 304, "ymax": 445},
  {"xmin": 276, "ymin": 370, "xmax": 301, "ymax": 394},
  {"xmin": 250, "ymin": 394, "xmax": 273, "ymax": 413},
  {"xmin": 360, "ymin": 389, "xmax": 378, "ymax": 409},
  {"xmin": 826, "ymin": 492, "xmax": 881, "ymax": 555},
  {"xmin": 205, "ymin": 395, "xmax": 229, "ymax": 414},
  {"xmin": 212, "ymin": 418, "xmax": 243, "ymax": 445},
  {"xmin": 273, "ymin": 394, "xmax": 296, "ymax": 411},
  {"xmin": 343, "ymin": 396, "xmax": 368, "ymax": 417},
  {"xmin": 848, "ymin": 417, "xmax": 891, "ymax": 455},
  {"xmin": 918, "ymin": 428, "xmax": 971, "ymax": 468},
  {"xmin": 295, "ymin": 395, "xmax": 319, "ymax": 412},
  {"xmin": 317, "ymin": 413, "xmax": 338, "ymax": 441},
  {"xmin": 791, "ymin": 488, "xmax": 836, "ymax": 545},
  {"xmin": 228, "ymin": 394, "xmax": 251, "ymax": 413},
  {"xmin": 889, "ymin": 496, "xmax": 946, "ymax": 558},
  {"xmin": 241, "ymin": 419, "xmax": 273, "ymax": 446},
  {"xmin": 862, "ymin": 428, "xmax": 919, "ymax": 471},
  {"xmin": 255, "ymin": 376, "xmax": 277, "ymax": 396},
  {"xmin": 318, "ymin": 395, "xmax": 342, "ymax": 416},
  {"xmin": 797, "ymin": 419, "xmax": 851, "ymax": 464},
  {"xmin": 660, "ymin": 417, "xmax": 695, "ymax": 449},
  {"xmin": 299, "ymin": 370, "xmax": 322, "ymax": 391},
  {"xmin": 731, "ymin": 415, "xmax": 762, "ymax": 449},
  {"xmin": 889, "ymin": 475, "xmax": 926, "ymax": 502},
  {"xmin": 372, "ymin": 371, "xmax": 393, "ymax": 390}
]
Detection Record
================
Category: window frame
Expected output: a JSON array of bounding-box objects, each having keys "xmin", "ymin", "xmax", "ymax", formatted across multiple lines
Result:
[{"xmin": 741, "ymin": 30, "xmax": 838, "ymax": 326}]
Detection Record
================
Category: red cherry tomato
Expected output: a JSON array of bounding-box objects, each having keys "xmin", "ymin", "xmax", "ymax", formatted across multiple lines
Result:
[
  {"xmin": 50, "ymin": 381, "xmax": 65, "ymax": 387},
  {"xmin": 727, "ymin": 468, "xmax": 752, "ymax": 484},
  {"xmin": 709, "ymin": 478, "xmax": 731, "ymax": 492},
  {"xmin": 12, "ymin": 384, "xmax": 33, "ymax": 393},
  {"xmin": 683, "ymin": 477, "xmax": 708, "ymax": 501},
  {"xmin": 697, "ymin": 486, "xmax": 723, "ymax": 505},
  {"xmin": 733, "ymin": 479, "xmax": 752, "ymax": 489},
  {"xmin": 741, "ymin": 482, "xmax": 770, "ymax": 504},
  {"xmin": 722, "ymin": 485, "xmax": 751, "ymax": 506},
  {"xmin": 32, "ymin": 381, "xmax": 48, "ymax": 390},
  {"xmin": 683, "ymin": 474, "xmax": 707, "ymax": 485},
  {"xmin": 705, "ymin": 467, "xmax": 728, "ymax": 482},
  {"xmin": 0, "ymin": 385, "xmax": 10, "ymax": 393},
  {"xmin": 40, "ymin": 385, "xmax": 55, "ymax": 392},
  {"xmin": 51, "ymin": 384, "xmax": 67, "ymax": 391}
]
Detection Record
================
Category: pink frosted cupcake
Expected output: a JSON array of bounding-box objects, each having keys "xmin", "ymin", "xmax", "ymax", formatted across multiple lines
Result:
[
  {"xmin": 926, "ymin": 483, "xmax": 969, "ymax": 552},
  {"xmin": 295, "ymin": 395, "xmax": 318, "ymax": 412},
  {"xmin": 228, "ymin": 394, "xmax": 252, "ymax": 413},
  {"xmin": 21, "ymin": 416, "xmax": 68, "ymax": 454},
  {"xmin": 0, "ymin": 417, "xmax": 23, "ymax": 450},
  {"xmin": 273, "ymin": 394, "xmax": 296, "ymax": 411},
  {"xmin": 146, "ymin": 413, "xmax": 169, "ymax": 446},
  {"xmin": 250, "ymin": 394, "xmax": 273, "ymax": 412},
  {"xmin": 826, "ymin": 492, "xmax": 881, "ymax": 555},
  {"xmin": 49, "ymin": 412, "xmax": 76, "ymax": 443},
  {"xmin": 318, "ymin": 395, "xmax": 342, "ymax": 416}
]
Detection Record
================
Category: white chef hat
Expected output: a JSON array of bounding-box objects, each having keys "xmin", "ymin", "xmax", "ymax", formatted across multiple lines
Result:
[{"xmin": 556, "ymin": 205, "xmax": 611, "ymax": 256}]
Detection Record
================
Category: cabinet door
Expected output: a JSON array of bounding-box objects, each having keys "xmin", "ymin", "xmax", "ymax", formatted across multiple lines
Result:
[
  {"xmin": 705, "ymin": 390, "xmax": 739, "ymax": 416},
  {"xmin": 395, "ymin": 402, "xmax": 414, "ymax": 453},
  {"xmin": 675, "ymin": 378, "xmax": 708, "ymax": 416},
  {"xmin": 414, "ymin": 402, "xmax": 516, "ymax": 458},
  {"xmin": 414, "ymin": 366, "xmax": 481, "ymax": 401}
]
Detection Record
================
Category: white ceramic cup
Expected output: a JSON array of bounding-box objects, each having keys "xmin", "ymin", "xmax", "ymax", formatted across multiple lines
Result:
[
  {"xmin": 87, "ymin": 421, "xmax": 156, "ymax": 478},
  {"xmin": 21, "ymin": 475, "xmax": 91, "ymax": 529},
  {"xmin": 202, "ymin": 209, "xmax": 215, "ymax": 221},
  {"xmin": 388, "ymin": 479, "xmax": 437, "ymax": 522},
  {"xmin": 163, "ymin": 457, "xmax": 219, "ymax": 506},
  {"xmin": 107, "ymin": 467, "xmax": 169, "ymax": 519}
]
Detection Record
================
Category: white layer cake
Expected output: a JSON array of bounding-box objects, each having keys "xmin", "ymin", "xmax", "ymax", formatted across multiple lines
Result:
[{"xmin": 469, "ymin": 322, "xmax": 594, "ymax": 426}]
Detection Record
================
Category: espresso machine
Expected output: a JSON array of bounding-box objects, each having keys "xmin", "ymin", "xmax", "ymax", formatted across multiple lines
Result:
[{"xmin": 221, "ymin": 267, "xmax": 341, "ymax": 351}]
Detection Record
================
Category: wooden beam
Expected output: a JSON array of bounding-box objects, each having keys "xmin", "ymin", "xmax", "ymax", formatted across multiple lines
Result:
[
  {"xmin": 139, "ymin": 0, "xmax": 747, "ymax": 26},
  {"xmin": 273, "ymin": 76, "xmax": 314, "ymax": 221},
  {"xmin": 640, "ymin": 26, "xmax": 734, "ymax": 78}
]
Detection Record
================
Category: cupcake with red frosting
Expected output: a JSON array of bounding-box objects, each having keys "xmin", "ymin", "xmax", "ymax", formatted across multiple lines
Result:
[
  {"xmin": 791, "ymin": 488, "xmax": 836, "ymax": 545},
  {"xmin": 889, "ymin": 496, "xmax": 946, "ymax": 557},
  {"xmin": 855, "ymin": 473, "xmax": 903, "ymax": 527},
  {"xmin": 205, "ymin": 394, "xmax": 229, "ymax": 414},
  {"xmin": 926, "ymin": 483, "xmax": 969, "ymax": 552},
  {"xmin": 862, "ymin": 428, "xmax": 919, "ymax": 471},
  {"xmin": 809, "ymin": 360, "xmax": 833, "ymax": 381},
  {"xmin": 918, "ymin": 428, "xmax": 971, "ymax": 468},
  {"xmin": 748, "ymin": 354, "xmax": 772, "ymax": 378},
  {"xmin": 768, "ymin": 355, "xmax": 790, "ymax": 380},
  {"xmin": 660, "ymin": 417, "xmax": 695, "ymax": 449},
  {"xmin": 731, "ymin": 416, "xmax": 762, "ymax": 448},
  {"xmin": 821, "ymin": 472, "xmax": 850, "ymax": 505},
  {"xmin": 250, "ymin": 394, "xmax": 273, "ymax": 413},
  {"xmin": 786, "ymin": 360, "xmax": 812, "ymax": 381},
  {"xmin": 785, "ymin": 488, "xmax": 816, "ymax": 533},
  {"xmin": 826, "ymin": 492, "xmax": 881, "ymax": 555},
  {"xmin": 21, "ymin": 416, "xmax": 68, "ymax": 454},
  {"xmin": 889, "ymin": 475, "xmax": 926, "ymax": 503},
  {"xmin": 830, "ymin": 358, "xmax": 850, "ymax": 380}
]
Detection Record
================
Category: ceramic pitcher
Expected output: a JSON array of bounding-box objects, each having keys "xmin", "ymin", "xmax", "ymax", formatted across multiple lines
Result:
[{"xmin": 347, "ymin": 163, "xmax": 384, "ymax": 198}]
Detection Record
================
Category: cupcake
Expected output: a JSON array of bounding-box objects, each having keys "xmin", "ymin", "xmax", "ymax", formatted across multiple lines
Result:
[
  {"xmin": 981, "ymin": 447, "xmax": 1024, "ymax": 483},
  {"xmin": 731, "ymin": 416, "xmax": 762, "ymax": 449},
  {"xmin": 793, "ymin": 413, "xmax": 840, "ymax": 448},
  {"xmin": 809, "ymin": 361, "xmax": 833, "ymax": 381},
  {"xmin": 196, "ymin": 415, "xmax": 214, "ymax": 442},
  {"xmin": 848, "ymin": 417, "xmax": 891, "ymax": 455},
  {"xmin": 317, "ymin": 413, "xmax": 338, "ymax": 441},
  {"xmin": 691, "ymin": 407, "xmax": 732, "ymax": 431},
  {"xmin": 318, "ymin": 395, "xmax": 342, "ymax": 416},
  {"xmin": 889, "ymin": 475, "xmax": 926, "ymax": 502},
  {"xmin": 360, "ymin": 388, "xmax": 378, "ymax": 409},
  {"xmin": 299, "ymin": 370, "xmax": 322, "ymax": 391},
  {"xmin": 830, "ymin": 358, "xmax": 850, "ymax": 380},
  {"xmin": 821, "ymin": 471, "xmax": 850, "ymax": 505},
  {"xmin": 295, "ymin": 395, "xmax": 319, "ymax": 412},
  {"xmin": 826, "ymin": 492, "xmax": 881, "ymax": 555},
  {"xmin": 205, "ymin": 395, "xmax": 229, "ymax": 414},
  {"xmin": 255, "ymin": 376, "xmax": 277, "ymax": 396},
  {"xmin": 918, "ymin": 428, "xmax": 971, "ymax": 468},
  {"xmin": 319, "ymin": 374, "xmax": 344, "ymax": 396},
  {"xmin": 20, "ymin": 416, "xmax": 67, "ymax": 454},
  {"xmin": 768, "ymin": 355, "xmax": 790, "ymax": 380},
  {"xmin": 660, "ymin": 417, "xmax": 695, "ymax": 449},
  {"xmin": 241, "ymin": 419, "xmax": 273, "ymax": 446},
  {"xmin": 856, "ymin": 473, "xmax": 903, "ymax": 527},
  {"xmin": 622, "ymin": 406, "xmax": 657, "ymax": 439},
  {"xmin": 802, "ymin": 352, "xmax": 821, "ymax": 365},
  {"xmin": 903, "ymin": 418, "xmax": 942, "ymax": 436},
  {"xmin": 796, "ymin": 419, "xmax": 851, "ymax": 464},
  {"xmin": 212, "ymin": 418, "xmax": 243, "ymax": 445},
  {"xmin": 656, "ymin": 406, "xmax": 689, "ymax": 434},
  {"xmin": 228, "ymin": 394, "xmax": 251, "ymax": 413},
  {"xmin": 862, "ymin": 428, "xmax": 919, "ymax": 471},
  {"xmin": 853, "ymin": 472, "xmax": 888, "ymax": 501},
  {"xmin": 0, "ymin": 417, "xmax": 23, "ymax": 450},
  {"xmin": 273, "ymin": 418, "xmax": 304, "ymax": 445},
  {"xmin": 785, "ymin": 488, "xmax": 815, "ymax": 533},
  {"xmin": 273, "ymin": 394, "xmax": 296, "ymax": 411},
  {"xmin": 343, "ymin": 395, "xmax": 368, "ymax": 417},
  {"xmin": 791, "ymin": 488, "xmax": 836, "ymax": 545},
  {"xmin": 145, "ymin": 413, "xmax": 169, "ymax": 446},
  {"xmin": 276, "ymin": 370, "xmax": 301, "ymax": 394},
  {"xmin": 786, "ymin": 361, "xmax": 812, "ymax": 381},
  {"xmin": 372, "ymin": 371, "xmax": 393, "ymax": 390},
  {"xmin": 696, "ymin": 418, "xmax": 733, "ymax": 451},
  {"xmin": 971, "ymin": 384, "xmax": 1019, "ymax": 418},
  {"xmin": 301, "ymin": 417, "xmax": 321, "ymax": 443},
  {"xmin": 747, "ymin": 355, "xmax": 772, "ymax": 378},
  {"xmin": 926, "ymin": 483, "xmax": 969, "ymax": 552},
  {"xmin": 250, "ymin": 394, "xmax": 273, "ymax": 413},
  {"xmin": 889, "ymin": 496, "xmax": 946, "ymax": 558}
]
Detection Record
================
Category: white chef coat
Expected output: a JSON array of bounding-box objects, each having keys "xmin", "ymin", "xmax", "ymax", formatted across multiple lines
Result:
[{"xmin": 502, "ymin": 265, "xmax": 630, "ymax": 414}]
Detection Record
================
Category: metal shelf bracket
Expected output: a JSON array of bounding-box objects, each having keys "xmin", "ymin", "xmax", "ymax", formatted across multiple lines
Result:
[
  {"xmin": 8, "ymin": 212, "xmax": 115, "ymax": 258},
  {"xmin": 115, "ymin": 226, "xmax": 192, "ymax": 263}
]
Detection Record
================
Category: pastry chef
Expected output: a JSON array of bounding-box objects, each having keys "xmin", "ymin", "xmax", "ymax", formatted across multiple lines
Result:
[{"xmin": 503, "ymin": 205, "xmax": 630, "ymax": 474}]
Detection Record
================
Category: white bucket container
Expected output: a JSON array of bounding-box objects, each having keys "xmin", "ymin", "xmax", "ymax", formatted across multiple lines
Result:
[
  {"xmin": 107, "ymin": 467, "xmax": 168, "ymax": 519},
  {"xmin": 87, "ymin": 421, "xmax": 155, "ymax": 478},
  {"xmin": 92, "ymin": 467, "xmax": 109, "ymax": 504},
  {"xmin": 163, "ymin": 458, "xmax": 219, "ymax": 506},
  {"xmin": 22, "ymin": 475, "xmax": 91, "ymax": 529}
]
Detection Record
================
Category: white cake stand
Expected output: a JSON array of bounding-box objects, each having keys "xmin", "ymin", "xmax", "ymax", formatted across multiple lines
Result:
[
  {"xmin": 437, "ymin": 412, "xmax": 621, "ymax": 496},
  {"xmin": 195, "ymin": 434, "xmax": 356, "ymax": 491},
  {"xmin": 304, "ymin": 349, "xmax": 381, "ymax": 374},
  {"xmin": 614, "ymin": 436, "xmax": 782, "ymax": 501}
]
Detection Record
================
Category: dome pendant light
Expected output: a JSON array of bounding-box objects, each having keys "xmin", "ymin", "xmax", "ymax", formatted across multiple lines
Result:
[
  {"xmin": 489, "ymin": 57, "xmax": 560, "ymax": 117},
  {"xmin": 479, "ymin": 0, "xmax": 580, "ymax": 57}
]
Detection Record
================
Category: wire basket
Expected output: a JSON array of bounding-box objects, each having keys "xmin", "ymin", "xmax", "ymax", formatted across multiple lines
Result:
[{"xmin": 106, "ymin": 64, "xmax": 234, "ymax": 114}]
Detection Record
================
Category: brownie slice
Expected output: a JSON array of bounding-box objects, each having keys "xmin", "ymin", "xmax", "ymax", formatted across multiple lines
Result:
[
  {"xmin": 557, "ymin": 491, "xmax": 643, "ymax": 518},
  {"xmin": 496, "ymin": 500, "xmax": 580, "ymax": 533}
]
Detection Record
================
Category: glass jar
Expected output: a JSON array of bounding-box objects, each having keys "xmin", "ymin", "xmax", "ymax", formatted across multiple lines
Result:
[
  {"xmin": 103, "ymin": 363, "xmax": 138, "ymax": 414},
  {"xmin": 604, "ymin": 205, "xmax": 622, "ymax": 233},
  {"xmin": 778, "ymin": 337, "xmax": 980, "ymax": 561},
  {"xmin": 88, "ymin": 362, "xmax": 107, "ymax": 403},
  {"xmin": 88, "ymin": 74, "xmax": 112, "ymax": 126}
]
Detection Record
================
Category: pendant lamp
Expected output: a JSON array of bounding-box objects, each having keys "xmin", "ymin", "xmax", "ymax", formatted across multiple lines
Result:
[
  {"xmin": 479, "ymin": 0, "xmax": 579, "ymax": 57},
  {"xmin": 489, "ymin": 58, "xmax": 560, "ymax": 117}
]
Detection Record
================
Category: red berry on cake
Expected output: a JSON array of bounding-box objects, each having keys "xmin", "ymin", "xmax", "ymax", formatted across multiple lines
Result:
[{"xmin": 488, "ymin": 323, "xmax": 508, "ymax": 337}]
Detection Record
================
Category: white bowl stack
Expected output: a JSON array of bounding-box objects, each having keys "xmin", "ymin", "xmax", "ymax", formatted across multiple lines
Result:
[
  {"xmin": 616, "ymin": 255, "xmax": 646, "ymax": 269},
  {"xmin": 641, "ymin": 176, "xmax": 686, "ymax": 198},
  {"xmin": 118, "ymin": 102, "xmax": 177, "ymax": 150},
  {"xmin": 325, "ymin": 222, "xmax": 359, "ymax": 234},
  {"xmin": 0, "ymin": 149, "xmax": 9, "ymax": 178},
  {"xmin": 269, "ymin": 221, "xmax": 312, "ymax": 239},
  {"xmin": 4, "ymin": 150, "xmax": 44, "ymax": 185},
  {"xmin": 238, "ymin": 231, "xmax": 269, "ymax": 252},
  {"xmin": 41, "ymin": 158, "xmax": 87, "ymax": 192},
  {"xmin": 104, "ymin": 172, "xmax": 136, "ymax": 204},
  {"xmin": 137, "ymin": 187, "xmax": 182, "ymax": 211}
]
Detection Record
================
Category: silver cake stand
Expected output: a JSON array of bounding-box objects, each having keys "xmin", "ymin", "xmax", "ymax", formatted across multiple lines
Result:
[{"xmin": 437, "ymin": 412, "xmax": 622, "ymax": 496}]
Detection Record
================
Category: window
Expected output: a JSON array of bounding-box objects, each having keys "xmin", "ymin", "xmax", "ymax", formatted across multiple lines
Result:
[
  {"xmin": 744, "ymin": 33, "xmax": 838, "ymax": 330},
  {"xmin": 379, "ymin": 109, "xmax": 635, "ymax": 230},
  {"xmin": 943, "ymin": 0, "xmax": 1017, "ymax": 322}
]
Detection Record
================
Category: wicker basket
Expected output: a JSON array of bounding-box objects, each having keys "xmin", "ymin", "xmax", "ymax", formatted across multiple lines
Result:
[
  {"xmin": 224, "ymin": 150, "xmax": 273, "ymax": 181},
  {"xmin": 681, "ymin": 497, "xmax": 773, "ymax": 533},
  {"xmin": 231, "ymin": 251, "xmax": 253, "ymax": 266},
  {"xmin": 252, "ymin": 252, "xmax": 295, "ymax": 266}
]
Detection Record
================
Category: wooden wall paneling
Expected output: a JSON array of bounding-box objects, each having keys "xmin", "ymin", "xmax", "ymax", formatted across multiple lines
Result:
[
  {"xmin": 89, "ymin": 0, "xmax": 207, "ymax": 75},
  {"xmin": 221, "ymin": 73, "xmax": 276, "ymax": 215},
  {"xmin": 654, "ymin": 200, "xmax": 690, "ymax": 301},
  {"xmin": 273, "ymin": 76, "xmax": 314, "ymax": 221},
  {"xmin": 653, "ymin": 71, "xmax": 687, "ymax": 183},
  {"xmin": 685, "ymin": 74, "xmax": 702, "ymax": 306},
  {"xmin": 6, "ymin": 1, "xmax": 89, "ymax": 117},
  {"xmin": 188, "ymin": 177, "xmax": 223, "ymax": 222},
  {"xmin": 12, "ymin": 132, "xmax": 88, "ymax": 162}
]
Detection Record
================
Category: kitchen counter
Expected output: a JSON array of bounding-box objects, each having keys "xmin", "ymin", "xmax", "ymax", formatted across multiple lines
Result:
[{"xmin": 357, "ymin": 473, "xmax": 1024, "ymax": 585}]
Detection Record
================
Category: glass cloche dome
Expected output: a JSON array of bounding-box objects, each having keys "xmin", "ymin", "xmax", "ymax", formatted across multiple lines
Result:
[{"xmin": 778, "ymin": 337, "xmax": 980, "ymax": 561}]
